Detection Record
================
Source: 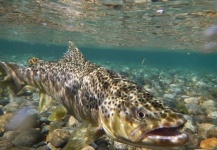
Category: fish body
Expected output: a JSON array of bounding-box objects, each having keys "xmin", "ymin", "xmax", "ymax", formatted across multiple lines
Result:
[{"xmin": 0, "ymin": 42, "xmax": 188, "ymax": 149}]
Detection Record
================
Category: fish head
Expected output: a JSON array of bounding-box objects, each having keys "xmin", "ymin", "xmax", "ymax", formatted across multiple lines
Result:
[{"xmin": 99, "ymin": 95, "xmax": 188, "ymax": 148}]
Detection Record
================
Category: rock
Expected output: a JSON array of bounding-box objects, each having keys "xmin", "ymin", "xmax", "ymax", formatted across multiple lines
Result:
[
  {"xmin": 95, "ymin": 139, "xmax": 109, "ymax": 150},
  {"xmin": 49, "ymin": 120, "xmax": 66, "ymax": 132},
  {"xmin": 2, "ymin": 102, "xmax": 19, "ymax": 113},
  {"xmin": 206, "ymin": 107, "xmax": 217, "ymax": 113},
  {"xmin": 200, "ymin": 137, "xmax": 217, "ymax": 149},
  {"xmin": 0, "ymin": 107, "xmax": 3, "ymax": 116},
  {"xmin": 13, "ymin": 129, "xmax": 44, "ymax": 147},
  {"xmin": 185, "ymin": 132, "xmax": 200, "ymax": 149},
  {"xmin": 9, "ymin": 147, "xmax": 35, "ymax": 150},
  {"xmin": 114, "ymin": 141, "xmax": 128, "ymax": 149},
  {"xmin": 46, "ymin": 129, "xmax": 70, "ymax": 147},
  {"xmin": 41, "ymin": 125, "xmax": 50, "ymax": 134},
  {"xmin": 184, "ymin": 97, "xmax": 199, "ymax": 104},
  {"xmin": 185, "ymin": 104, "xmax": 204, "ymax": 115},
  {"xmin": 163, "ymin": 94, "xmax": 174, "ymax": 99},
  {"xmin": 67, "ymin": 116, "xmax": 78, "ymax": 127},
  {"xmin": 193, "ymin": 115, "xmax": 213, "ymax": 124},
  {"xmin": 196, "ymin": 81, "xmax": 207, "ymax": 87},
  {"xmin": 81, "ymin": 145, "xmax": 95, "ymax": 150},
  {"xmin": 208, "ymin": 111, "xmax": 217, "ymax": 119},
  {"xmin": 207, "ymin": 126, "xmax": 217, "ymax": 138},
  {"xmin": 0, "ymin": 113, "xmax": 13, "ymax": 135},
  {"xmin": 3, "ymin": 130, "xmax": 21, "ymax": 141},
  {"xmin": 37, "ymin": 145, "xmax": 50, "ymax": 150},
  {"xmin": 202, "ymin": 100, "xmax": 217, "ymax": 109},
  {"xmin": 198, "ymin": 123, "xmax": 216, "ymax": 138},
  {"xmin": 184, "ymin": 115, "xmax": 197, "ymax": 133},
  {"xmin": 0, "ymin": 99, "xmax": 10, "ymax": 106},
  {"xmin": 0, "ymin": 138, "xmax": 14, "ymax": 150}
]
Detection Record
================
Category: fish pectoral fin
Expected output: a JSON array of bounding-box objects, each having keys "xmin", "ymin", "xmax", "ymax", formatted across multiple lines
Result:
[
  {"xmin": 38, "ymin": 91, "xmax": 53, "ymax": 113},
  {"xmin": 17, "ymin": 85, "xmax": 39, "ymax": 96},
  {"xmin": 64, "ymin": 122, "xmax": 105, "ymax": 150},
  {"xmin": 48, "ymin": 105, "xmax": 67, "ymax": 121}
]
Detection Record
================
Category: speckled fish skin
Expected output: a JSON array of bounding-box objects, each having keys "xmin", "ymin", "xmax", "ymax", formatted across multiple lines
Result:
[{"xmin": 0, "ymin": 41, "xmax": 188, "ymax": 149}]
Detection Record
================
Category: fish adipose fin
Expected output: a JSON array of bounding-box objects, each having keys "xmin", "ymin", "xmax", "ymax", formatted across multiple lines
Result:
[
  {"xmin": 62, "ymin": 41, "xmax": 86, "ymax": 64},
  {"xmin": 64, "ymin": 122, "xmax": 104, "ymax": 150},
  {"xmin": 0, "ymin": 62, "xmax": 24, "ymax": 101}
]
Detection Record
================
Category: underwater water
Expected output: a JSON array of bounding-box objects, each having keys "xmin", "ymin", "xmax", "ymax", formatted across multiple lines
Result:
[
  {"xmin": 1, "ymin": 39, "xmax": 217, "ymax": 73},
  {"xmin": 1, "ymin": 0, "xmax": 217, "ymax": 150}
]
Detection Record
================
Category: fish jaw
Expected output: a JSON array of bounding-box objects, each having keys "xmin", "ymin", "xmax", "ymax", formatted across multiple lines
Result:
[
  {"xmin": 129, "ymin": 115, "xmax": 189, "ymax": 147},
  {"xmin": 100, "ymin": 106, "xmax": 189, "ymax": 148}
]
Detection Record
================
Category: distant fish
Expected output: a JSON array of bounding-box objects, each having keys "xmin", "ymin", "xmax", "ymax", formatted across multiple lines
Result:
[{"xmin": 0, "ymin": 41, "xmax": 188, "ymax": 149}]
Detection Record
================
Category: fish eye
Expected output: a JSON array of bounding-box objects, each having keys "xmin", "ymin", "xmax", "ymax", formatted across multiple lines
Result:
[{"xmin": 138, "ymin": 112, "xmax": 146, "ymax": 119}]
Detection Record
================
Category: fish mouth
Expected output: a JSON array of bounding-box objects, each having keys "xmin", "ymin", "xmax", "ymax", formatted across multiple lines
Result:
[{"xmin": 130, "ymin": 124, "xmax": 189, "ymax": 147}]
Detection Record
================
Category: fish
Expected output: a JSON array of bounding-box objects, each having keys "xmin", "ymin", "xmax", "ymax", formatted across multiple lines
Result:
[{"xmin": 0, "ymin": 41, "xmax": 188, "ymax": 149}]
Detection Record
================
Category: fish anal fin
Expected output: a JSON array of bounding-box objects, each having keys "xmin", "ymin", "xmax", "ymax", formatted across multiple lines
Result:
[
  {"xmin": 64, "ymin": 123, "xmax": 104, "ymax": 150},
  {"xmin": 62, "ymin": 41, "xmax": 86, "ymax": 64},
  {"xmin": 38, "ymin": 91, "xmax": 53, "ymax": 113}
]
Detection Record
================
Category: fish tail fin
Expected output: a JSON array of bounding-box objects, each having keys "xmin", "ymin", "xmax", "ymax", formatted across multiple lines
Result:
[{"xmin": 0, "ymin": 62, "xmax": 24, "ymax": 101}]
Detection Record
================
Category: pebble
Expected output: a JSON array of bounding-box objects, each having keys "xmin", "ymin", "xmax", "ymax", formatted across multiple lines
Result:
[
  {"xmin": 0, "ymin": 107, "xmax": 3, "ymax": 116},
  {"xmin": 67, "ymin": 116, "xmax": 78, "ymax": 127},
  {"xmin": 184, "ymin": 115, "xmax": 197, "ymax": 133},
  {"xmin": 202, "ymin": 100, "xmax": 217, "ymax": 109},
  {"xmin": 208, "ymin": 111, "xmax": 217, "ymax": 119},
  {"xmin": 0, "ymin": 113, "xmax": 13, "ymax": 135},
  {"xmin": 0, "ymin": 99, "xmax": 10, "ymax": 106},
  {"xmin": 3, "ymin": 130, "xmax": 21, "ymax": 141},
  {"xmin": 198, "ymin": 123, "xmax": 216, "ymax": 138},
  {"xmin": 200, "ymin": 137, "xmax": 217, "ymax": 149},
  {"xmin": 9, "ymin": 147, "xmax": 36, "ymax": 150},
  {"xmin": 82, "ymin": 145, "xmax": 95, "ymax": 150},
  {"xmin": 163, "ymin": 94, "xmax": 174, "ymax": 99},
  {"xmin": 13, "ymin": 129, "xmax": 44, "ymax": 147},
  {"xmin": 207, "ymin": 126, "xmax": 217, "ymax": 138},
  {"xmin": 114, "ymin": 141, "xmax": 128, "ymax": 149},
  {"xmin": 0, "ymin": 138, "xmax": 14, "ymax": 150},
  {"xmin": 193, "ymin": 115, "xmax": 213, "ymax": 124},
  {"xmin": 185, "ymin": 132, "xmax": 200, "ymax": 149},
  {"xmin": 46, "ymin": 129, "xmax": 71, "ymax": 147},
  {"xmin": 2, "ymin": 102, "xmax": 19, "ymax": 113},
  {"xmin": 185, "ymin": 104, "xmax": 204, "ymax": 115},
  {"xmin": 184, "ymin": 97, "xmax": 199, "ymax": 104}
]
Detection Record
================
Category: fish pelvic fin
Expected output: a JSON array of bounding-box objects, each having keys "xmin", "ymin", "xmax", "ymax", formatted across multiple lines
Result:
[
  {"xmin": 0, "ymin": 62, "xmax": 24, "ymax": 101},
  {"xmin": 38, "ymin": 91, "xmax": 54, "ymax": 113},
  {"xmin": 64, "ymin": 123, "xmax": 104, "ymax": 150},
  {"xmin": 61, "ymin": 41, "xmax": 86, "ymax": 64}
]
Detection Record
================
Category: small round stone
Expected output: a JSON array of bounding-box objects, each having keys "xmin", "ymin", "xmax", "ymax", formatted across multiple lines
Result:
[
  {"xmin": 184, "ymin": 97, "xmax": 199, "ymax": 104},
  {"xmin": 46, "ymin": 129, "xmax": 70, "ymax": 148},
  {"xmin": 13, "ymin": 129, "xmax": 44, "ymax": 147}
]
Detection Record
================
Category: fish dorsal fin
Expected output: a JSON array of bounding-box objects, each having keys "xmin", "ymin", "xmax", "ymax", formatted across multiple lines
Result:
[{"xmin": 62, "ymin": 41, "xmax": 86, "ymax": 64}]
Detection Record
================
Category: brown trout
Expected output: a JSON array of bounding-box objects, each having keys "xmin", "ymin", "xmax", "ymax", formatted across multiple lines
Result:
[{"xmin": 0, "ymin": 41, "xmax": 188, "ymax": 149}]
